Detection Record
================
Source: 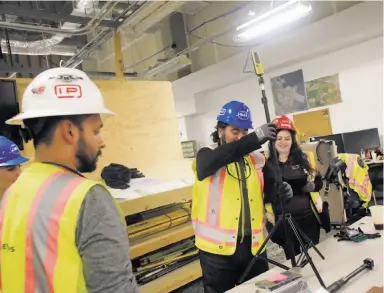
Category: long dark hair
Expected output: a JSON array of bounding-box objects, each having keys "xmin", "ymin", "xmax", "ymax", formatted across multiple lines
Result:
[
  {"xmin": 211, "ymin": 122, "xmax": 228, "ymax": 144},
  {"xmin": 269, "ymin": 129, "xmax": 314, "ymax": 174}
]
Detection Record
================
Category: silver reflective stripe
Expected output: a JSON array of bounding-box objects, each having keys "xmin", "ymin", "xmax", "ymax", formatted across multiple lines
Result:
[
  {"xmin": 250, "ymin": 151, "xmax": 264, "ymax": 168},
  {"xmin": 346, "ymin": 155, "xmax": 356, "ymax": 178},
  {"xmin": 193, "ymin": 220, "xmax": 236, "ymax": 245},
  {"xmin": 207, "ymin": 169, "xmax": 225, "ymax": 227},
  {"xmin": 31, "ymin": 173, "xmax": 82, "ymax": 293}
]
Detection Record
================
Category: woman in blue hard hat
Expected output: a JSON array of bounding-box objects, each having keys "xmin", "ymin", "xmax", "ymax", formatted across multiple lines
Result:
[
  {"xmin": 191, "ymin": 100, "xmax": 293, "ymax": 293},
  {"xmin": 0, "ymin": 136, "xmax": 29, "ymax": 196}
]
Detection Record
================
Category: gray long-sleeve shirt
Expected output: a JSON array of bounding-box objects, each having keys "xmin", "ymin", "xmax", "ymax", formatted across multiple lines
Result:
[{"xmin": 75, "ymin": 185, "xmax": 139, "ymax": 293}]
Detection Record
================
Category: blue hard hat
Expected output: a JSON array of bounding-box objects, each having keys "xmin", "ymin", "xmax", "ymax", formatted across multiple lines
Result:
[
  {"xmin": 0, "ymin": 136, "xmax": 29, "ymax": 167},
  {"xmin": 217, "ymin": 100, "xmax": 253, "ymax": 129}
]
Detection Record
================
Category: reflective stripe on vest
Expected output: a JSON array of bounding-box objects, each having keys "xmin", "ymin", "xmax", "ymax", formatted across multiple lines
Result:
[
  {"xmin": 0, "ymin": 170, "xmax": 89, "ymax": 293},
  {"xmin": 192, "ymin": 219, "xmax": 237, "ymax": 247},
  {"xmin": 346, "ymin": 154, "xmax": 356, "ymax": 179},
  {"xmin": 344, "ymin": 154, "xmax": 371, "ymax": 203},
  {"xmin": 192, "ymin": 145, "xmax": 266, "ymax": 255},
  {"xmin": 27, "ymin": 173, "xmax": 84, "ymax": 293},
  {"xmin": 265, "ymin": 204, "xmax": 275, "ymax": 225},
  {"xmin": 249, "ymin": 151, "xmax": 265, "ymax": 192},
  {"xmin": 206, "ymin": 168, "xmax": 226, "ymax": 227}
]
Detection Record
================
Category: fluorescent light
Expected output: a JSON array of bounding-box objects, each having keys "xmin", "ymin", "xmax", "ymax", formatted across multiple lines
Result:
[{"xmin": 234, "ymin": 0, "xmax": 312, "ymax": 42}]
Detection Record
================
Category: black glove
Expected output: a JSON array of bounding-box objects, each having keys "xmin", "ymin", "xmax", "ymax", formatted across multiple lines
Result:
[
  {"xmin": 277, "ymin": 181, "xmax": 293, "ymax": 203},
  {"xmin": 255, "ymin": 123, "xmax": 276, "ymax": 144},
  {"xmin": 301, "ymin": 181, "xmax": 315, "ymax": 192}
]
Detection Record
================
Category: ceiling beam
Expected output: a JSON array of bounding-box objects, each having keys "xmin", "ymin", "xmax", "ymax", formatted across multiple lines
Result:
[{"xmin": 0, "ymin": 4, "xmax": 119, "ymax": 28}]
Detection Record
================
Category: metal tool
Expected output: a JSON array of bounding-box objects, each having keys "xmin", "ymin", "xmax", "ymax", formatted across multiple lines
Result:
[
  {"xmin": 239, "ymin": 52, "xmax": 326, "ymax": 289},
  {"xmin": 326, "ymin": 258, "xmax": 374, "ymax": 293}
]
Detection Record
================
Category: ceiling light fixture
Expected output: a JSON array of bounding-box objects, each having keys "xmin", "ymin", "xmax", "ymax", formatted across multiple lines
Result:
[{"xmin": 234, "ymin": 0, "xmax": 312, "ymax": 43}]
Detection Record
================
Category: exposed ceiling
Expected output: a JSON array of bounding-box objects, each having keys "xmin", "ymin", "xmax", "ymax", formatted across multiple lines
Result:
[{"xmin": 0, "ymin": 1, "xmax": 362, "ymax": 80}]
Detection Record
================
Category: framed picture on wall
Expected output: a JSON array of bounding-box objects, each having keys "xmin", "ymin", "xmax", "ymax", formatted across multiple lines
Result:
[
  {"xmin": 271, "ymin": 69, "xmax": 309, "ymax": 116},
  {"xmin": 305, "ymin": 74, "xmax": 342, "ymax": 108}
]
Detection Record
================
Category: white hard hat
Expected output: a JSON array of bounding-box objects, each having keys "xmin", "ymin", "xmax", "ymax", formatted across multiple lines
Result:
[{"xmin": 6, "ymin": 67, "xmax": 114, "ymax": 125}]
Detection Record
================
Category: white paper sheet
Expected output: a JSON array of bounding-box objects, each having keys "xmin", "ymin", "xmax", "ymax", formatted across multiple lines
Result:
[{"xmin": 109, "ymin": 177, "xmax": 194, "ymax": 200}]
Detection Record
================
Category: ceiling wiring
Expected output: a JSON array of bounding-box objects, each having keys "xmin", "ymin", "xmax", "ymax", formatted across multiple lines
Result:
[{"xmin": 125, "ymin": 1, "xmax": 255, "ymax": 70}]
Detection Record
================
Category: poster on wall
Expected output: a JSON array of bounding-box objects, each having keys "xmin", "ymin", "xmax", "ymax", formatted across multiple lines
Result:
[
  {"xmin": 293, "ymin": 108, "xmax": 333, "ymax": 138},
  {"xmin": 305, "ymin": 74, "xmax": 342, "ymax": 108},
  {"xmin": 271, "ymin": 69, "xmax": 308, "ymax": 116}
]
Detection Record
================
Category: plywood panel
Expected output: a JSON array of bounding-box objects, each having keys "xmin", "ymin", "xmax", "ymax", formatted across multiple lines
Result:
[
  {"xmin": 293, "ymin": 108, "xmax": 333, "ymax": 137},
  {"xmin": 12, "ymin": 78, "xmax": 192, "ymax": 181}
]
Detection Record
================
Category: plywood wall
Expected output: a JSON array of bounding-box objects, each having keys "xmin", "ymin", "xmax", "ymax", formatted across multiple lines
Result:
[{"xmin": 13, "ymin": 78, "xmax": 193, "ymax": 181}]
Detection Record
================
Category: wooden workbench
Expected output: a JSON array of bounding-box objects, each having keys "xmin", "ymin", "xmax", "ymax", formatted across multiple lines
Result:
[{"xmin": 117, "ymin": 185, "xmax": 202, "ymax": 292}]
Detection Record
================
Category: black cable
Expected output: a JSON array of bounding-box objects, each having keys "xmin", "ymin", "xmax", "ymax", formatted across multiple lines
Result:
[
  {"xmin": 126, "ymin": 2, "xmax": 253, "ymax": 70},
  {"xmin": 187, "ymin": 2, "xmax": 252, "ymax": 35}
]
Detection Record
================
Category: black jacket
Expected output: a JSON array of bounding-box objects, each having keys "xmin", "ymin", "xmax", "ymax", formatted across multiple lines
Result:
[
  {"xmin": 271, "ymin": 153, "xmax": 323, "ymax": 215},
  {"xmin": 195, "ymin": 132, "xmax": 277, "ymax": 238}
]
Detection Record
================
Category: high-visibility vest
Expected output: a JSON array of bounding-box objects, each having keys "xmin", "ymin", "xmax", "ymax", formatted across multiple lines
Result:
[
  {"xmin": 337, "ymin": 153, "xmax": 372, "ymax": 208},
  {"xmin": 191, "ymin": 144, "xmax": 268, "ymax": 256},
  {"xmin": 265, "ymin": 151, "xmax": 323, "ymax": 226},
  {"xmin": 0, "ymin": 162, "xmax": 125, "ymax": 293}
]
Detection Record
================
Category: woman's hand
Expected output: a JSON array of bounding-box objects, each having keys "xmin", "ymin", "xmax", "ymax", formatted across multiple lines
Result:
[{"xmin": 301, "ymin": 181, "xmax": 315, "ymax": 192}]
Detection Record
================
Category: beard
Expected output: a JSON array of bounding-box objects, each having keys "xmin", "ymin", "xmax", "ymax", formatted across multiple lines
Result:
[{"xmin": 75, "ymin": 137, "xmax": 101, "ymax": 173}]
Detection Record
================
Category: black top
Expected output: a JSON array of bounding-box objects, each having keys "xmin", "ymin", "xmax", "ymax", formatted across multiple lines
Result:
[
  {"xmin": 273, "ymin": 154, "xmax": 323, "ymax": 216},
  {"xmin": 195, "ymin": 132, "xmax": 277, "ymax": 238}
]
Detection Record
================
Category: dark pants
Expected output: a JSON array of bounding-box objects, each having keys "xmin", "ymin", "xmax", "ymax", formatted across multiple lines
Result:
[
  {"xmin": 199, "ymin": 236, "xmax": 269, "ymax": 293},
  {"xmin": 269, "ymin": 210, "xmax": 321, "ymax": 260}
]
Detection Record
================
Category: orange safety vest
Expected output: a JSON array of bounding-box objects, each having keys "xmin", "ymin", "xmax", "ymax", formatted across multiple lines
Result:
[
  {"xmin": 0, "ymin": 162, "xmax": 125, "ymax": 293},
  {"xmin": 265, "ymin": 151, "xmax": 323, "ymax": 226},
  {"xmin": 338, "ymin": 153, "xmax": 372, "ymax": 207},
  {"xmin": 191, "ymin": 144, "xmax": 268, "ymax": 256}
]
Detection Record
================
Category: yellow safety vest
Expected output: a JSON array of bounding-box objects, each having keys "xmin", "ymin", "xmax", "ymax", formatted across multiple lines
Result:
[
  {"xmin": 0, "ymin": 162, "xmax": 125, "ymax": 293},
  {"xmin": 265, "ymin": 151, "xmax": 323, "ymax": 226},
  {"xmin": 337, "ymin": 153, "xmax": 372, "ymax": 208},
  {"xmin": 191, "ymin": 144, "xmax": 268, "ymax": 256}
]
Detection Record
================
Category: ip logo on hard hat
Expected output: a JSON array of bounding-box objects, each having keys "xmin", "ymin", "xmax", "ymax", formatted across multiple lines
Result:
[{"xmin": 54, "ymin": 84, "xmax": 83, "ymax": 99}]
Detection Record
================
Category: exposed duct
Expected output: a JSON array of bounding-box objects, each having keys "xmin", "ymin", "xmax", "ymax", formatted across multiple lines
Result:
[
  {"xmin": 121, "ymin": 1, "xmax": 186, "ymax": 46},
  {"xmin": 0, "ymin": 0, "xmax": 115, "ymax": 56},
  {"xmin": 99, "ymin": 1, "xmax": 186, "ymax": 64}
]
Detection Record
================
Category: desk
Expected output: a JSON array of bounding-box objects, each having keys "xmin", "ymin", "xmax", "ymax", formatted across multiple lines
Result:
[{"xmin": 227, "ymin": 217, "xmax": 383, "ymax": 293}]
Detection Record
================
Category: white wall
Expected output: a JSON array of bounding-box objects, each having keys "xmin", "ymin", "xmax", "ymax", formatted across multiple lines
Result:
[{"xmin": 172, "ymin": 1, "xmax": 383, "ymax": 147}]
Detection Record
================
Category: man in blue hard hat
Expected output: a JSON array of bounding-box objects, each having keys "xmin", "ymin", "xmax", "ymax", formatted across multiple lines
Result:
[
  {"xmin": 191, "ymin": 100, "xmax": 293, "ymax": 293},
  {"xmin": 0, "ymin": 136, "xmax": 29, "ymax": 197}
]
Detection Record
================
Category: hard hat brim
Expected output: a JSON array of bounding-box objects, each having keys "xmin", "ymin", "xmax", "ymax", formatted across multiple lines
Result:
[
  {"xmin": 5, "ymin": 107, "xmax": 115, "ymax": 126},
  {"xmin": 0, "ymin": 156, "xmax": 29, "ymax": 167}
]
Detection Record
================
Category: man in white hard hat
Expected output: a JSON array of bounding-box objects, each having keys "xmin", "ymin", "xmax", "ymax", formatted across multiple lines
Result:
[{"xmin": 0, "ymin": 68, "xmax": 138, "ymax": 293}]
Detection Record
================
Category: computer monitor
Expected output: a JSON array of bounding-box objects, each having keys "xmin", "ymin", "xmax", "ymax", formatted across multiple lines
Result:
[
  {"xmin": 310, "ymin": 133, "xmax": 345, "ymax": 153},
  {"xmin": 0, "ymin": 80, "xmax": 23, "ymax": 150},
  {"xmin": 342, "ymin": 128, "xmax": 380, "ymax": 154}
]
